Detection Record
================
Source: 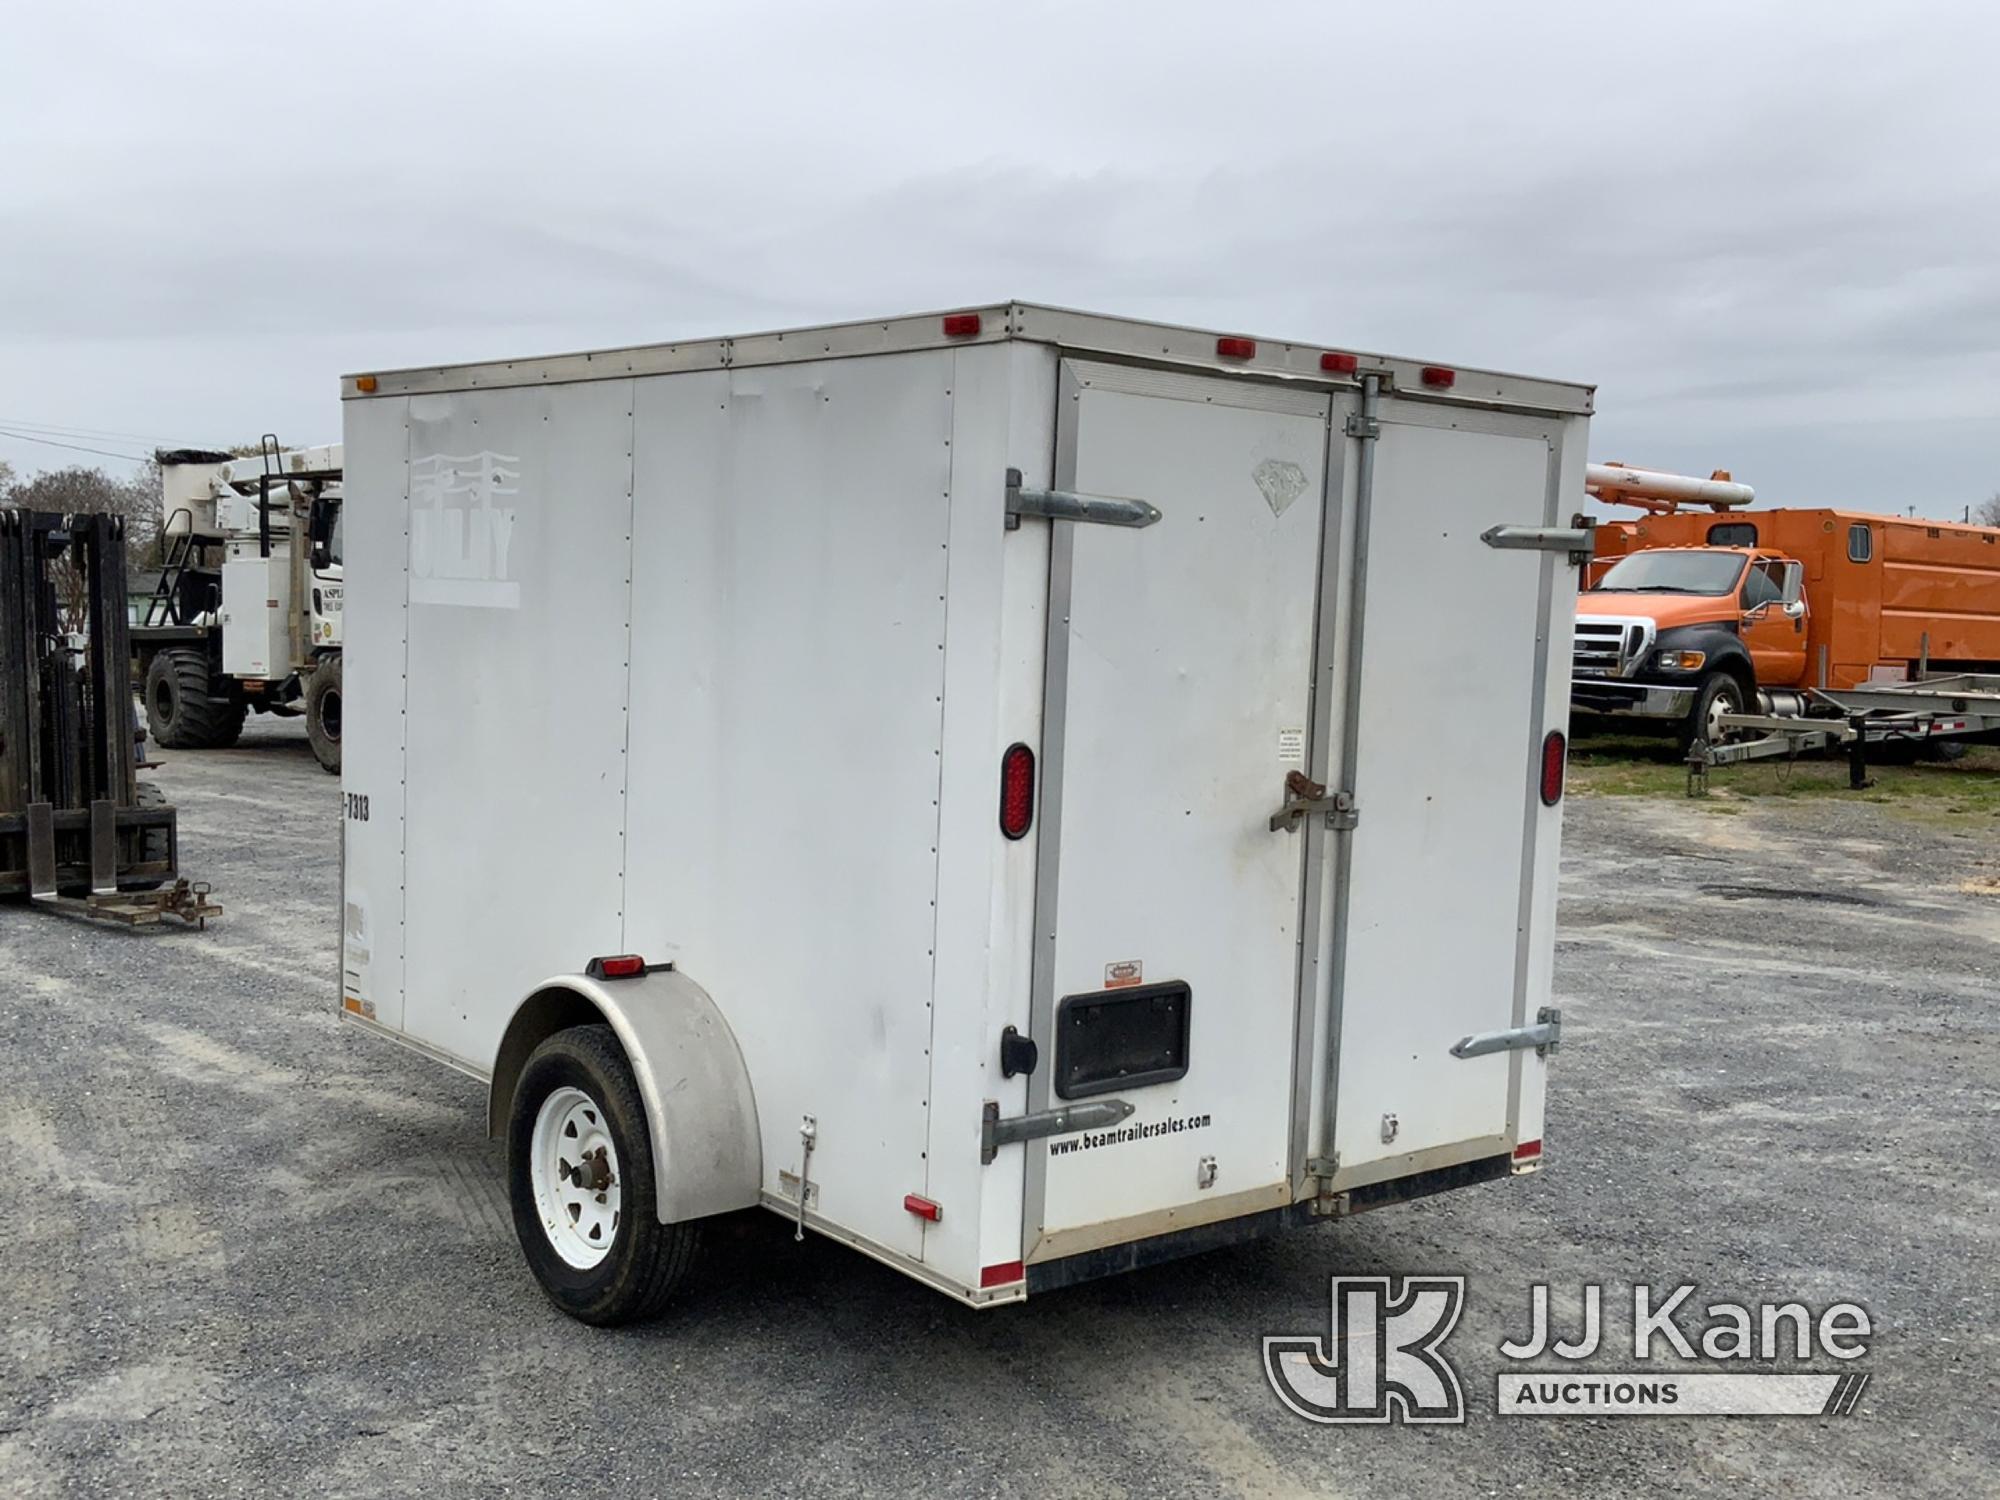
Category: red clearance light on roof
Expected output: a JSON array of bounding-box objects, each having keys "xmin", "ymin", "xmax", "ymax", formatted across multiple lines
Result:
[
  {"xmin": 1215, "ymin": 336, "xmax": 1256, "ymax": 359},
  {"xmin": 903, "ymin": 1193, "xmax": 942, "ymax": 1222},
  {"xmin": 1513, "ymin": 1138, "xmax": 1544, "ymax": 1161},
  {"xmin": 1539, "ymin": 730, "xmax": 1567, "ymax": 806},
  {"xmin": 980, "ymin": 1260, "xmax": 1025, "ymax": 1288},
  {"xmin": 942, "ymin": 313, "xmax": 982, "ymax": 337},
  {"xmin": 999, "ymin": 742, "xmax": 1035, "ymax": 840},
  {"xmin": 1319, "ymin": 352, "xmax": 1359, "ymax": 374},
  {"xmin": 588, "ymin": 954, "xmax": 647, "ymax": 980},
  {"xmin": 1421, "ymin": 365, "xmax": 1457, "ymax": 389}
]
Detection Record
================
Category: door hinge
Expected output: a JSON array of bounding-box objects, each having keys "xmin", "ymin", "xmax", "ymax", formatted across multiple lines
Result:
[
  {"xmin": 1450, "ymin": 1006, "xmax": 1562, "ymax": 1060},
  {"xmin": 980, "ymin": 1097, "xmax": 1134, "ymax": 1165},
  {"xmin": 1481, "ymin": 524, "xmax": 1595, "ymax": 566},
  {"xmin": 1004, "ymin": 467, "xmax": 1161, "ymax": 531}
]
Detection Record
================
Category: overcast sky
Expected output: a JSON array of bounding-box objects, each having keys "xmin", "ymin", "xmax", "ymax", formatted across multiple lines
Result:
[{"xmin": 2, "ymin": 1, "xmax": 1993, "ymax": 517}]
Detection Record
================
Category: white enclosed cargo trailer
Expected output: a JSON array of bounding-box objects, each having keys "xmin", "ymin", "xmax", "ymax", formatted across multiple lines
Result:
[{"xmin": 339, "ymin": 303, "xmax": 1591, "ymax": 1323}]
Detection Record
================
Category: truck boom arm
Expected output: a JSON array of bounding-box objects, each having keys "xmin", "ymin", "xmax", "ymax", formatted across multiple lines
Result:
[{"xmin": 1586, "ymin": 462, "xmax": 1755, "ymax": 513}]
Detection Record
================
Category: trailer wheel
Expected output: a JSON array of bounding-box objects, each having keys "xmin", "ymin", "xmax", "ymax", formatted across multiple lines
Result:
[
  {"xmin": 144, "ymin": 647, "xmax": 245, "ymax": 750},
  {"xmin": 1919, "ymin": 738, "xmax": 1970, "ymax": 763},
  {"xmin": 507, "ymin": 1024, "xmax": 701, "ymax": 1325},
  {"xmin": 1679, "ymin": 672, "xmax": 1745, "ymax": 755},
  {"xmin": 304, "ymin": 654, "xmax": 342, "ymax": 775}
]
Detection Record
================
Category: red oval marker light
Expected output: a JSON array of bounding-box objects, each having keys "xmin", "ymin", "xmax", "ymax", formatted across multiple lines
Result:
[
  {"xmin": 1421, "ymin": 365, "xmax": 1457, "ymax": 389},
  {"xmin": 1215, "ymin": 336, "xmax": 1256, "ymax": 359},
  {"xmin": 1539, "ymin": 730, "xmax": 1567, "ymax": 806},
  {"xmin": 1000, "ymin": 743, "xmax": 1035, "ymax": 840},
  {"xmin": 942, "ymin": 313, "xmax": 982, "ymax": 337},
  {"xmin": 588, "ymin": 954, "xmax": 647, "ymax": 979},
  {"xmin": 1319, "ymin": 351, "xmax": 1358, "ymax": 374}
]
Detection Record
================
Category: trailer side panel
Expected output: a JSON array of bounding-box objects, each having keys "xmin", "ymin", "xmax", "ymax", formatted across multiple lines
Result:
[
  {"xmin": 340, "ymin": 395, "xmax": 411, "ymax": 1030},
  {"xmin": 621, "ymin": 352, "xmax": 956, "ymax": 1268},
  {"xmin": 398, "ymin": 383, "xmax": 636, "ymax": 1068}
]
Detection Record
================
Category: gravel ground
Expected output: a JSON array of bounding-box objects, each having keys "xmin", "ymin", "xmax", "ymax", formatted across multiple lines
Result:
[{"xmin": 1, "ymin": 720, "xmax": 1993, "ymax": 1498}]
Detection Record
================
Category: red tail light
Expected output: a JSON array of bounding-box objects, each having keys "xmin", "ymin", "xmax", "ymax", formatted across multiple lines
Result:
[
  {"xmin": 942, "ymin": 312, "xmax": 982, "ymax": 337},
  {"xmin": 588, "ymin": 954, "xmax": 647, "ymax": 979},
  {"xmin": 1000, "ymin": 743, "xmax": 1035, "ymax": 840},
  {"xmin": 1215, "ymin": 336, "xmax": 1256, "ymax": 359},
  {"xmin": 1539, "ymin": 730, "xmax": 1567, "ymax": 806}
]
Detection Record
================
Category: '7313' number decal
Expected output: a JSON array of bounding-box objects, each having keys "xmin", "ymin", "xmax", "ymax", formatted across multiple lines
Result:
[{"xmin": 345, "ymin": 793, "xmax": 370, "ymax": 822}]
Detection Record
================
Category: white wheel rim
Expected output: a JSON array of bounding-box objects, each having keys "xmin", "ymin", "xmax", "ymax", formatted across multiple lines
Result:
[
  {"xmin": 529, "ymin": 1086, "xmax": 622, "ymax": 1269},
  {"xmin": 1708, "ymin": 687, "xmax": 1740, "ymax": 743}
]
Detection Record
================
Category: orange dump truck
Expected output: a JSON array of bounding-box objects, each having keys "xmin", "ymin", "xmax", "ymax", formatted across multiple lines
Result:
[{"xmin": 1572, "ymin": 466, "xmax": 2000, "ymax": 748}]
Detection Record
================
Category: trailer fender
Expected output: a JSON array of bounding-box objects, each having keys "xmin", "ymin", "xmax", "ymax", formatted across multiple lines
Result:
[{"xmin": 487, "ymin": 968, "xmax": 762, "ymax": 1224}]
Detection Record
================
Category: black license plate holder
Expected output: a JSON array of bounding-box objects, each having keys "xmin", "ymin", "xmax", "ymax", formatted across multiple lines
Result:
[{"xmin": 1053, "ymin": 980, "xmax": 1191, "ymax": 1100}]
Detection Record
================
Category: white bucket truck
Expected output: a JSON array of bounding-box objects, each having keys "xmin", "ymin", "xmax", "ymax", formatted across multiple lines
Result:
[
  {"xmin": 339, "ymin": 303, "xmax": 1589, "ymax": 1323},
  {"xmin": 139, "ymin": 441, "xmax": 345, "ymax": 770}
]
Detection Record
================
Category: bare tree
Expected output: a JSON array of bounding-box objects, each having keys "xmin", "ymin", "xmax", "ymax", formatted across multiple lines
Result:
[
  {"xmin": 2, "ymin": 462, "xmax": 161, "ymax": 549},
  {"xmin": 1975, "ymin": 491, "xmax": 2000, "ymax": 528},
  {"xmin": 1, "ymin": 463, "xmax": 164, "ymax": 629}
]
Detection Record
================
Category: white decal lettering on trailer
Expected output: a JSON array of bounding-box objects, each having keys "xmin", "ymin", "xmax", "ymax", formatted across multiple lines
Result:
[{"xmin": 409, "ymin": 451, "xmax": 521, "ymax": 609}]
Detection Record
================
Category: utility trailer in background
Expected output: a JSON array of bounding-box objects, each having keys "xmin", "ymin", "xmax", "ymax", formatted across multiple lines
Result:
[
  {"xmin": 0, "ymin": 510, "xmax": 217, "ymax": 926},
  {"xmin": 340, "ymin": 303, "xmax": 1591, "ymax": 1323},
  {"xmin": 1692, "ymin": 674, "xmax": 2000, "ymax": 792}
]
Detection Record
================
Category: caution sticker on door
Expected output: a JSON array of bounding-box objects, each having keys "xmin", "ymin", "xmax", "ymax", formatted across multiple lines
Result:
[{"xmin": 1278, "ymin": 728, "xmax": 1306, "ymax": 763}]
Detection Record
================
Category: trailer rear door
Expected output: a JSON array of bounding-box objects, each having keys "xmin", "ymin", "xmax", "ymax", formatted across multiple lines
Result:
[
  {"xmin": 1025, "ymin": 361, "xmax": 1331, "ymax": 1261},
  {"xmin": 1328, "ymin": 399, "xmax": 1570, "ymax": 1181}
]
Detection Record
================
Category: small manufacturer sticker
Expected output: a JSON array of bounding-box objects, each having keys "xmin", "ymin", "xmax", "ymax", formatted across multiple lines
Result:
[
  {"xmin": 1253, "ymin": 458, "xmax": 1310, "ymax": 517},
  {"xmin": 1278, "ymin": 728, "xmax": 1306, "ymax": 763},
  {"xmin": 1105, "ymin": 959, "xmax": 1144, "ymax": 989}
]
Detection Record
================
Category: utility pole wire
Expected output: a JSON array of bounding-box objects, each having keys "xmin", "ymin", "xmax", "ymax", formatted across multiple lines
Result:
[
  {"xmin": 0, "ymin": 427, "xmax": 150, "ymax": 463},
  {"xmin": 0, "ymin": 415, "xmax": 178, "ymax": 445}
]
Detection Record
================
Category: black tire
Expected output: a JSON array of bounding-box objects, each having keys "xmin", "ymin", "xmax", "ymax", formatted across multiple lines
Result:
[
  {"xmin": 1919, "ymin": 738, "xmax": 1971, "ymax": 763},
  {"xmin": 304, "ymin": 654, "xmax": 342, "ymax": 774},
  {"xmin": 143, "ymin": 647, "xmax": 245, "ymax": 750},
  {"xmin": 1678, "ymin": 671, "xmax": 1746, "ymax": 755},
  {"xmin": 507, "ymin": 1025, "xmax": 701, "ymax": 1325},
  {"xmin": 130, "ymin": 780, "xmax": 171, "ymax": 892}
]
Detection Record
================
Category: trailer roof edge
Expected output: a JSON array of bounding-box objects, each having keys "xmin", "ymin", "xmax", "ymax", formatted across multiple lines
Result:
[{"xmin": 340, "ymin": 300, "xmax": 1595, "ymax": 416}]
